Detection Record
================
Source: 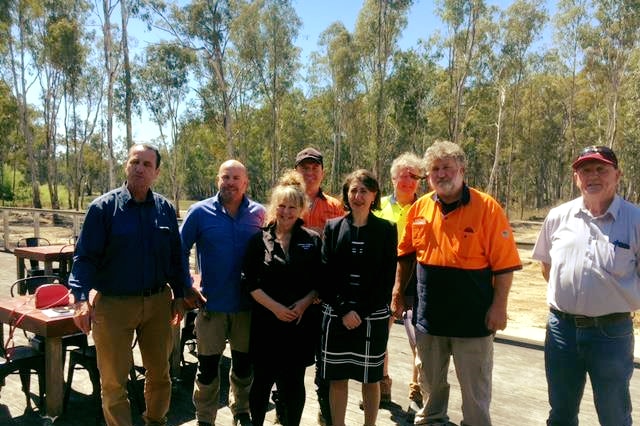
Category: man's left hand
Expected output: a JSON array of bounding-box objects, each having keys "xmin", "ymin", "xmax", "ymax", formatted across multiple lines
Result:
[
  {"xmin": 171, "ymin": 298, "xmax": 185, "ymax": 325},
  {"xmin": 183, "ymin": 286, "xmax": 207, "ymax": 310},
  {"xmin": 485, "ymin": 303, "xmax": 508, "ymax": 331}
]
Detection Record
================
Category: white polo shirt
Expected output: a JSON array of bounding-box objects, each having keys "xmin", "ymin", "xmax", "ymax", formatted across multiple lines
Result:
[{"xmin": 532, "ymin": 195, "xmax": 640, "ymax": 316}]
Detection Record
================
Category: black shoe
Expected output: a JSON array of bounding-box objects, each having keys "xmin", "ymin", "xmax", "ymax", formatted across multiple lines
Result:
[
  {"xmin": 197, "ymin": 422, "xmax": 213, "ymax": 426},
  {"xmin": 234, "ymin": 412, "xmax": 252, "ymax": 426}
]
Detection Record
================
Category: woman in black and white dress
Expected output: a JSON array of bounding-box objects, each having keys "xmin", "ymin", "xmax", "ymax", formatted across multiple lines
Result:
[{"xmin": 319, "ymin": 169, "xmax": 397, "ymax": 426}]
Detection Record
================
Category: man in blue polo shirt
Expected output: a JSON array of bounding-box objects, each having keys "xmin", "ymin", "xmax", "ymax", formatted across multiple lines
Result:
[{"xmin": 180, "ymin": 159, "xmax": 265, "ymax": 426}]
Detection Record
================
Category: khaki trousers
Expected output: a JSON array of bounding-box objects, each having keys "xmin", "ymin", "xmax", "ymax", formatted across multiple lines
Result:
[
  {"xmin": 414, "ymin": 332, "xmax": 494, "ymax": 426},
  {"xmin": 193, "ymin": 310, "xmax": 252, "ymax": 423},
  {"xmin": 92, "ymin": 287, "xmax": 173, "ymax": 426}
]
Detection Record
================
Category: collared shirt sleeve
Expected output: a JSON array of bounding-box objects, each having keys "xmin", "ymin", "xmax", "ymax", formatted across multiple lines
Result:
[
  {"xmin": 532, "ymin": 215, "xmax": 553, "ymax": 265},
  {"xmin": 163, "ymin": 199, "xmax": 189, "ymax": 297},
  {"xmin": 397, "ymin": 200, "xmax": 419, "ymax": 258},
  {"xmin": 484, "ymin": 196, "xmax": 522, "ymax": 274},
  {"xmin": 179, "ymin": 206, "xmax": 199, "ymax": 285},
  {"xmin": 69, "ymin": 201, "xmax": 109, "ymax": 302}
]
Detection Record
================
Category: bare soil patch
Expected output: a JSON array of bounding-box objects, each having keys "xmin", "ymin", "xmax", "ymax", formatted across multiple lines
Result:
[{"xmin": 510, "ymin": 221, "xmax": 640, "ymax": 335}]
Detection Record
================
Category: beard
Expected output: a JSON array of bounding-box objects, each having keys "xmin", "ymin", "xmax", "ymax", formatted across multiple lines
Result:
[{"xmin": 434, "ymin": 179, "xmax": 456, "ymax": 194}]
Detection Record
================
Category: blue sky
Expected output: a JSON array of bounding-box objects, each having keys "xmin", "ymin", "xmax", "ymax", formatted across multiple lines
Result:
[
  {"xmin": 292, "ymin": 0, "xmax": 542, "ymax": 62},
  {"xmin": 294, "ymin": 0, "xmax": 439, "ymax": 63}
]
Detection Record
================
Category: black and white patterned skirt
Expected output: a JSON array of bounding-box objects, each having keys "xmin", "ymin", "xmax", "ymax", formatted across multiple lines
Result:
[{"xmin": 319, "ymin": 304, "xmax": 390, "ymax": 383}]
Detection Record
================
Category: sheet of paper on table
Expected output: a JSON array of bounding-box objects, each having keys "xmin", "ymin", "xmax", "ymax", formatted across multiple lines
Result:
[{"xmin": 41, "ymin": 306, "xmax": 75, "ymax": 318}]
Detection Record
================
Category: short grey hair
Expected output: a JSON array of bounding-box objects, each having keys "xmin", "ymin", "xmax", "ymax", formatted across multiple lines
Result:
[
  {"xmin": 390, "ymin": 152, "xmax": 425, "ymax": 179},
  {"xmin": 424, "ymin": 140, "xmax": 466, "ymax": 171}
]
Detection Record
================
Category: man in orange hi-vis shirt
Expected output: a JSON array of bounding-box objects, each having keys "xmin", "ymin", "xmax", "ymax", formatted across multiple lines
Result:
[
  {"xmin": 391, "ymin": 140, "xmax": 522, "ymax": 426},
  {"xmin": 295, "ymin": 147, "xmax": 344, "ymax": 235}
]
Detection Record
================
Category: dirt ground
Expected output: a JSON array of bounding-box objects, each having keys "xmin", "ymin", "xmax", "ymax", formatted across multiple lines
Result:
[
  {"xmin": 509, "ymin": 222, "xmax": 552, "ymax": 335},
  {"xmin": 510, "ymin": 221, "xmax": 640, "ymax": 336}
]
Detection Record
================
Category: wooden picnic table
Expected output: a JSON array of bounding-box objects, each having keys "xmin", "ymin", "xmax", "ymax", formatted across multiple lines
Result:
[{"xmin": 0, "ymin": 294, "xmax": 79, "ymax": 420}]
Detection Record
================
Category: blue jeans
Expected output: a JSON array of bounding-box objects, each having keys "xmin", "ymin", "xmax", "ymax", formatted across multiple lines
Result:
[{"xmin": 545, "ymin": 310, "xmax": 634, "ymax": 426}]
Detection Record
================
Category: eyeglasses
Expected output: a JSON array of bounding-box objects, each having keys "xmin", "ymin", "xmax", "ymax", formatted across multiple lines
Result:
[
  {"xmin": 575, "ymin": 166, "xmax": 612, "ymax": 177},
  {"xmin": 395, "ymin": 172, "xmax": 426, "ymax": 181},
  {"xmin": 577, "ymin": 145, "xmax": 618, "ymax": 165}
]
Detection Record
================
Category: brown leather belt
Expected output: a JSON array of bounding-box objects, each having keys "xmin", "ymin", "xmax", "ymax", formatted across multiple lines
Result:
[{"xmin": 550, "ymin": 308, "xmax": 630, "ymax": 328}]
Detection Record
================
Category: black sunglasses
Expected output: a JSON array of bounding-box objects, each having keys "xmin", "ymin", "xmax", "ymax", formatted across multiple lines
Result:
[{"xmin": 577, "ymin": 146, "xmax": 618, "ymax": 164}]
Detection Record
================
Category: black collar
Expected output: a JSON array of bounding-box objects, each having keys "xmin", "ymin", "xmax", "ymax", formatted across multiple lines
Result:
[{"xmin": 436, "ymin": 184, "xmax": 471, "ymax": 214}]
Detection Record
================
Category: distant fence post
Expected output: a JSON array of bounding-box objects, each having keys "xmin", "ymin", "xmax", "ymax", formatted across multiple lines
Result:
[
  {"xmin": 73, "ymin": 215, "xmax": 80, "ymax": 239},
  {"xmin": 33, "ymin": 211, "xmax": 40, "ymax": 238},
  {"xmin": 2, "ymin": 210, "xmax": 8, "ymax": 250}
]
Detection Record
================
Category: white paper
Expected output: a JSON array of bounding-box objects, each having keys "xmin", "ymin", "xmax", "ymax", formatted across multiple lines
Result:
[{"xmin": 41, "ymin": 307, "xmax": 75, "ymax": 318}]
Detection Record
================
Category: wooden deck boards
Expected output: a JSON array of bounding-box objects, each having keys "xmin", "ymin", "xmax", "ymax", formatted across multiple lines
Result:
[
  {"xmin": 2, "ymin": 320, "xmax": 639, "ymax": 425},
  {"xmin": 0, "ymin": 247, "xmax": 638, "ymax": 425}
]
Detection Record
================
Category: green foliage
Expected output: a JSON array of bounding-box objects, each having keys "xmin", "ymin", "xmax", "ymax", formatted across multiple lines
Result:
[{"xmin": 3, "ymin": 0, "xmax": 640, "ymax": 211}]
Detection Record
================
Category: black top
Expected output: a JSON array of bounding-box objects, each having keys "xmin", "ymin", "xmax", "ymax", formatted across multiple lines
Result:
[
  {"xmin": 321, "ymin": 213, "xmax": 397, "ymax": 319},
  {"xmin": 242, "ymin": 219, "xmax": 322, "ymax": 366}
]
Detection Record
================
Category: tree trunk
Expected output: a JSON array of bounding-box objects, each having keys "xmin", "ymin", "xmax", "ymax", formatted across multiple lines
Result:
[
  {"xmin": 487, "ymin": 86, "xmax": 505, "ymax": 198},
  {"xmin": 103, "ymin": 0, "xmax": 117, "ymax": 188},
  {"xmin": 121, "ymin": 0, "xmax": 133, "ymax": 148}
]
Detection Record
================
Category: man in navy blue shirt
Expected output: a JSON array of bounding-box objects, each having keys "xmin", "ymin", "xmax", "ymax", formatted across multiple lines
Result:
[{"xmin": 70, "ymin": 143, "xmax": 196, "ymax": 426}]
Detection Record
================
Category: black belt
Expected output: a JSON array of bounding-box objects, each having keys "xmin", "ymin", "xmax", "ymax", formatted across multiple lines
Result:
[
  {"xmin": 141, "ymin": 285, "xmax": 166, "ymax": 297},
  {"xmin": 550, "ymin": 308, "xmax": 630, "ymax": 328},
  {"xmin": 103, "ymin": 285, "xmax": 166, "ymax": 297}
]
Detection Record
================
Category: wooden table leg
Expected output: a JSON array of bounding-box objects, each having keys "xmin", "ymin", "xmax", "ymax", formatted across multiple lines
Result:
[
  {"xmin": 44, "ymin": 336, "xmax": 64, "ymax": 419},
  {"xmin": 16, "ymin": 256, "xmax": 25, "ymax": 280},
  {"xmin": 44, "ymin": 261, "xmax": 53, "ymax": 276}
]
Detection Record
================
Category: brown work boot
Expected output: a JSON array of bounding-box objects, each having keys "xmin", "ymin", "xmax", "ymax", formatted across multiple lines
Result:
[{"xmin": 380, "ymin": 375, "xmax": 392, "ymax": 403}]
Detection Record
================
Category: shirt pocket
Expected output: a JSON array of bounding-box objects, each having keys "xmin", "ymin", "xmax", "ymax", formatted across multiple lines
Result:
[
  {"xmin": 611, "ymin": 246, "xmax": 636, "ymax": 279},
  {"xmin": 411, "ymin": 218, "xmax": 429, "ymax": 251},
  {"xmin": 455, "ymin": 228, "xmax": 484, "ymax": 262},
  {"xmin": 595, "ymin": 239, "xmax": 636, "ymax": 279}
]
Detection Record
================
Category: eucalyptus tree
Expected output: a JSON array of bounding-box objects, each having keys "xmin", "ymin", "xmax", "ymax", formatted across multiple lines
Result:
[
  {"xmin": 98, "ymin": 0, "xmax": 152, "ymax": 184},
  {"xmin": 154, "ymin": 0, "xmax": 244, "ymax": 159},
  {"xmin": 38, "ymin": 0, "xmax": 92, "ymax": 211},
  {"xmin": 386, "ymin": 49, "xmax": 436, "ymax": 159},
  {"xmin": 354, "ymin": 0, "xmax": 411, "ymax": 180},
  {"xmin": 0, "ymin": 81, "xmax": 19, "ymax": 203},
  {"xmin": 580, "ymin": 0, "xmax": 640, "ymax": 149},
  {"xmin": 96, "ymin": 0, "xmax": 121, "ymax": 188},
  {"xmin": 554, "ymin": 0, "xmax": 589, "ymax": 168},
  {"xmin": 1, "ymin": 0, "xmax": 44, "ymax": 207},
  {"xmin": 435, "ymin": 0, "xmax": 488, "ymax": 145},
  {"xmin": 63, "ymin": 60, "xmax": 102, "ymax": 211},
  {"xmin": 617, "ymin": 52, "xmax": 640, "ymax": 203},
  {"xmin": 119, "ymin": 0, "xmax": 134, "ymax": 148},
  {"xmin": 485, "ymin": 0, "xmax": 546, "ymax": 211},
  {"xmin": 315, "ymin": 21, "xmax": 359, "ymax": 192},
  {"xmin": 235, "ymin": 0, "xmax": 301, "ymax": 186},
  {"xmin": 135, "ymin": 41, "xmax": 195, "ymax": 212}
]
